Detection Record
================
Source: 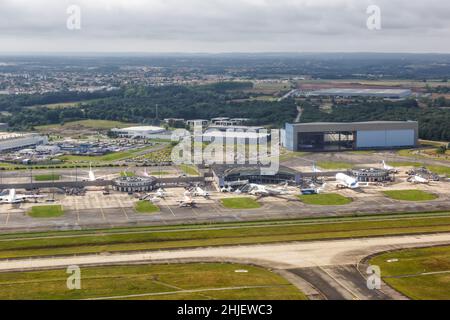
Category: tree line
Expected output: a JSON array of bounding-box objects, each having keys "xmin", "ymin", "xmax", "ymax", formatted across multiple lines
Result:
[{"xmin": 301, "ymin": 99, "xmax": 450, "ymax": 141}]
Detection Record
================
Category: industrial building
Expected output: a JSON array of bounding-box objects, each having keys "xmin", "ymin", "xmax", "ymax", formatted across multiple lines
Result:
[
  {"xmin": 211, "ymin": 118, "xmax": 250, "ymax": 126},
  {"xmin": 207, "ymin": 125, "xmax": 265, "ymax": 133},
  {"xmin": 201, "ymin": 130, "xmax": 270, "ymax": 145},
  {"xmin": 307, "ymin": 88, "xmax": 413, "ymax": 99},
  {"xmin": 285, "ymin": 121, "xmax": 418, "ymax": 152},
  {"xmin": 0, "ymin": 133, "xmax": 48, "ymax": 152},
  {"xmin": 186, "ymin": 119, "xmax": 209, "ymax": 128},
  {"xmin": 212, "ymin": 165, "xmax": 302, "ymax": 187},
  {"xmin": 350, "ymin": 168, "xmax": 393, "ymax": 183},
  {"xmin": 111, "ymin": 126, "xmax": 166, "ymax": 138}
]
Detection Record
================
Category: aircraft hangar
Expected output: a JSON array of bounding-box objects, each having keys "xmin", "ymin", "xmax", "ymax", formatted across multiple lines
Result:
[{"xmin": 285, "ymin": 121, "xmax": 419, "ymax": 152}]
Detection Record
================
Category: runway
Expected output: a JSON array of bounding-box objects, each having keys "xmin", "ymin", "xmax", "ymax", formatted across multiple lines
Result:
[{"xmin": 1, "ymin": 233, "xmax": 449, "ymax": 299}]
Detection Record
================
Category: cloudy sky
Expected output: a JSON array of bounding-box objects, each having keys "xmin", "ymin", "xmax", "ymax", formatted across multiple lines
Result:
[{"xmin": 0, "ymin": 0, "xmax": 449, "ymax": 53}]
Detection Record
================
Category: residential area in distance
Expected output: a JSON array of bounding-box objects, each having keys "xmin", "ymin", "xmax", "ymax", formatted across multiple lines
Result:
[{"xmin": 0, "ymin": 0, "xmax": 450, "ymax": 308}]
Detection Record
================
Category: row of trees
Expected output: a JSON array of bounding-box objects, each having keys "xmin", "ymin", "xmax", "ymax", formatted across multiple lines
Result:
[
  {"xmin": 301, "ymin": 100, "xmax": 450, "ymax": 141},
  {"xmin": 2, "ymin": 84, "xmax": 298, "ymax": 130},
  {"xmin": 0, "ymin": 89, "xmax": 123, "ymax": 113}
]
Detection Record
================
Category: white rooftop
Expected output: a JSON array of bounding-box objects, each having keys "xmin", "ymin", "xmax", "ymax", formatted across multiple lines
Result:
[{"xmin": 114, "ymin": 126, "xmax": 165, "ymax": 132}]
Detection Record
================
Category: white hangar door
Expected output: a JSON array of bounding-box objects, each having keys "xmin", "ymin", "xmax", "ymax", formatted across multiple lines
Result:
[{"xmin": 356, "ymin": 130, "xmax": 414, "ymax": 148}]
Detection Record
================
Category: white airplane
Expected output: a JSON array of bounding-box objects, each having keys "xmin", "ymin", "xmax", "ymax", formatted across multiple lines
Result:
[
  {"xmin": 0, "ymin": 189, "xmax": 45, "ymax": 204},
  {"xmin": 193, "ymin": 186, "xmax": 210, "ymax": 198},
  {"xmin": 382, "ymin": 161, "xmax": 399, "ymax": 173},
  {"xmin": 149, "ymin": 196, "xmax": 162, "ymax": 203},
  {"xmin": 142, "ymin": 168, "xmax": 153, "ymax": 177},
  {"xmin": 66, "ymin": 163, "xmax": 113, "ymax": 182},
  {"xmin": 301, "ymin": 183, "xmax": 327, "ymax": 195},
  {"xmin": 248, "ymin": 184, "xmax": 289, "ymax": 197},
  {"xmin": 147, "ymin": 188, "xmax": 172, "ymax": 200},
  {"xmin": 336, "ymin": 173, "xmax": 359, "ymax": 189},
  {"xmin": 221, "ymin": 186, "xmax": 234, "ymax": 193},
  {"xmin": 408, "ymin": 175, "xmax": 430, "ymax": 184},
  {"xmin": 178, "ymin": 195, "xmax": 196, "ymax": 208},
  {"xmin": 154, "ymin": 188, "xmax": 167, "ymax": 198}
]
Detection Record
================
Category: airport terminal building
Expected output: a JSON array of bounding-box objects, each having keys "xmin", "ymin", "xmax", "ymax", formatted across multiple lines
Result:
[
  {"xmin": 211, "ymin": 165, "xmax": 302, "ymax": 187},
  {"xmin": 285, "ymin": 121, "xmax": 419, "ymax": 152}
]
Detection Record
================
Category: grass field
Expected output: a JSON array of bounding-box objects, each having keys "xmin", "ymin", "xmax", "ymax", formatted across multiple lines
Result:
[
  {"xmin": 279, "ymin": 150, "xmax": 310, "ymax": 162},
  {"xmin": 221, "ymin": 197, "xmax": 261, "ymax": 209},
  {"xmin": 30, "ymin": 99, "xmax": 105, "ymax": 110},
  {"xmin": 0, "ymin": 263, "xmax": 305, "ymax": 300},
  {"xmin": 388, "ymin": 161, "xmax": 422, "ymax": 168},
  {"xmin": 34, "ymin": 174, "xmax": 61, "ymax": 181},
  {"xmin": 428, "ymin": 165, "xmax": 450, "ymax": 177},
  {"xmin": 297, "ymin": 194, "xmax": 353, "ymax": 206},
  {"xmin": 36, "ymin": 120, "xmax": 138, "ymax": 131},
  {"xmin": 0, "ymin": 163, "xmax": 25, "ymax": 170},
  {"xmin": 398, "ymin": 148, "xmax": 450, "ymax": 162},
  {"xmin": 179, "ymin": 164, "xmax": 199, "ymax": 176},
  {"xmin": 2, "ymin": 211, "xmax": 450, "ymax": 260},
  {"xmin": 317, "ymin": 161, "xmax": 353, "ymax": 170},
  {"xmin": 120, "ymin": 171, "xmax": 136, "ymax": 177},
  {"xmin": 150, "ymin": 171, "xmax": 170, "ymax": 176},
  {"xmin": 135, "ymin": 201, "xmax": 160, "ymax": 214},
  {"xmin": 28, "ymin": 205, "xmax": 64, "ymax": 218},
  {"xmin": 370, "ymin": 246, "xmax": 450, "ymax": 300},
  {"xmin": 383, "ymin": 190, "xmax": 438, "ymax": 202}
]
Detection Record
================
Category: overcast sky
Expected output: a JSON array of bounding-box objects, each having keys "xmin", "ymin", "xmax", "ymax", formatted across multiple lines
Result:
[{"xmin": 0, "ymin": 0, "xmax": 449, "ymax": 53}]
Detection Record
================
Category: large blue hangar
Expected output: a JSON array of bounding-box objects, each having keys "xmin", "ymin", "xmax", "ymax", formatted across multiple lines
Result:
[{"xmin": 285, "ymin": 121, "xmax": 418, "ymax": 152}]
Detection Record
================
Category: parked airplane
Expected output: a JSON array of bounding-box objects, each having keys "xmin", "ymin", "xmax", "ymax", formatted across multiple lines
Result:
[
  {"xmin": 178, "ymin": 195, "xmax": 196, "ymax": 208},
  {"xmin": 193, "ymin": 186, "xmax": 210, "ymax": 198},
  {"xmin": 0, "ymin": 189, "xmax": 45, "ymax": 204},
  {"xmin": 142, "ymin": 168, "xmax": 156, "ymax": 177},
  {"xmin": 247, "ymin": 184, "xmax": 290, "ymax": 197},
  {"xmin": 66, "ymin": 163, "xmax": 113, "ymax": 182},
  {"xmin": 149, "ymin": 196, "xmax": 162, "ymax": 203},
  {"xmin": 312, "ymin": 164, "xmax": 322, "ymax": 173},
  {"xmin": 382, "ymin": 161, "xmax": 399, "ymax": 173},
  {"xmin": 221, "ymin": 186, "xmax": 234, "ymax": 193},
  {"xmin": 300, "ymin": 183, "xmax": 327, "ymax": 195},
  {"xmin": 336, "ymin": 173, "xmax": 359, "ymax": 189},
  {"xmin": 144, "ymin": 188, "xmax": 171, "ymax": 201},
  {"xmin": 407, "ymin": 175, "xmax": 430, "ymax": 184},
  {"xmin": 154, "ymin": 188, "xmax": 169, "ymax": 198}
]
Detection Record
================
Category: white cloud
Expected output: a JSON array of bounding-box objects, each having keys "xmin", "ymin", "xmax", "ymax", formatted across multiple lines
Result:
[{"xmin": 0, "ymin": 0, "xmax": 449, "ymax": 52}]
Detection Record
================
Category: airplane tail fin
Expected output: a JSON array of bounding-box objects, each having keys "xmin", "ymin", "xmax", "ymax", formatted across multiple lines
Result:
[{"xmin": 8, "ymin": 189, "xmax": 16, "ymax": 202}]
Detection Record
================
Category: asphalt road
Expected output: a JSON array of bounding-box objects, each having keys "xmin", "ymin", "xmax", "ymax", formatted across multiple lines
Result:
[{"xmin": 1, "ymin": 233, "xmax": 449, "ymax": 300}]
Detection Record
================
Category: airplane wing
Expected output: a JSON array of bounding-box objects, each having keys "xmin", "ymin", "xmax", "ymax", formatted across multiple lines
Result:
[{"xmin": 16, "ymin": 194, "xmax": 46, "ymax": 200}]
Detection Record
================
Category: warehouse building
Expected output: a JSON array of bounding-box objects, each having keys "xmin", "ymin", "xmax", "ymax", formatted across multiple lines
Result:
[
  {"xmin": 0, "ymin": 133, "xmax": 48, "ymax": 152},
  {"xmin": 111, "ymin": 126, "xmax": 166, "ymax": 139},
  {"xmin": 285, "ymin": 121, "xmax": 418, "ymax": 152},
  {"xmin": 307, "ymin": 88, "xmax": 413, "ymax": 99}
]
